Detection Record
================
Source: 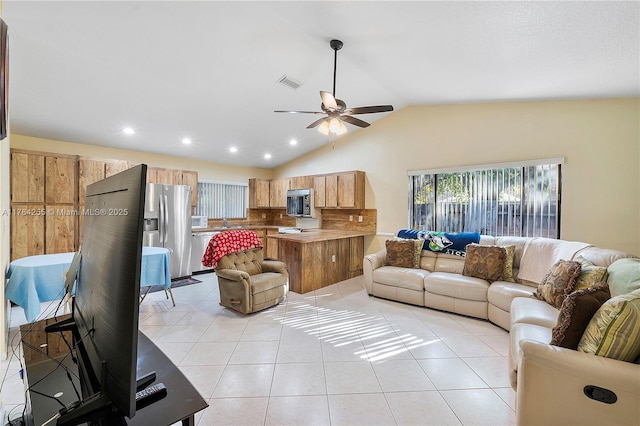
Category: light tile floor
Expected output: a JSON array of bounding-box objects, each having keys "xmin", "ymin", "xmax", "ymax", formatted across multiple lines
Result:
[{"xmin": 1, "ymin": 273, "xmax": 516, "ymax": 425}]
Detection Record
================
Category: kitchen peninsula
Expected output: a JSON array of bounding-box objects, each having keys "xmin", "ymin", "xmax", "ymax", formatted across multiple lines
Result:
[{"xmin": 268, "ymin": 229, "xmax": 368, "ymax": 294}]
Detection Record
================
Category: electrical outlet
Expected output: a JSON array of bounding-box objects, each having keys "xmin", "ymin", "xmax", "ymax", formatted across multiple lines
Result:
[
  {"xmin": 331, "ymin": 254, "xmax": 336, "ymax": 262},
  {"xmin": 261, "ymin": 213, "xmax": 266, "ymax": 219},
  {"xmin": 349, "ymin": 215, "xmax": 353, "ymax": 221},
  {"xmin": 358, "ymin": 215, "xmax": 363, "ymax": 222},
  {"xmin": 279, "ymin": 213, "xmax": 283, "ymax": 219}
]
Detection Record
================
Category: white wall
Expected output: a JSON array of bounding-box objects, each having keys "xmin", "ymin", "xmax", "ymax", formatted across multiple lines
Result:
[{"xmin": 275, "ymin": 98, "xmax": 640, "ymax": 256}]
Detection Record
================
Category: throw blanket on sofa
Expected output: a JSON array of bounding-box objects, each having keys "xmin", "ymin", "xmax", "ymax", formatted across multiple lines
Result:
[
  {"xmin": 396, "ymin": 229, "xmax": 480, "ymax": 256},
  {"xmin": 518, "ymin": 237, "xmax": 593, "ymax": 284},
  {"xmin": 202, "ymin": 229, "xmax": 263, "ymax": 269}
]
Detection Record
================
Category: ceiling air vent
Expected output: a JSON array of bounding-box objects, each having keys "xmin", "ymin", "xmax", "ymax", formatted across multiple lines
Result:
[{"xmin": 277, "ymin": 75, "xmax": 302, "ymax": 90}]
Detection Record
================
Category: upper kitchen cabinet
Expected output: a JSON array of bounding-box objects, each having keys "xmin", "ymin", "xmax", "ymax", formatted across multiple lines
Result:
[
  {"xmin": 289, "ymin": 175, "xmax": 314, "ymax": 190},
  {"xmin": 336, "ymin": 171, "xmax": 365, "ymax": 209},
  {"xmin": 249, "ymin": 178, "xmax": 270, "ymax": 208},
  {"xmin": 104, "ymin": 159, "xmax": 131, "ymax": 178},
  {"xmin": 11, "ymin": 151, "xmax": 45, "ymax": 203},
  {"xmin": 325, "ymin": 174, "xmax": 338, "ymax": 208},
  {"xmin": 181, "ymin": 170, "xmax": 199, "ymax": 208},
  {"xmin": 154, "ymin": 168, "xmax": 182, "ymax": 185},
  {"xmin": 78, "ymin": 158, "xmax": 105, "ymax": 205},
  {"xmin": 313, "ymin": 176, "xmax": 326, "ymax": 208},
  {"xmin": 269, "ymin": 178, "xmax": 289, "ymax": 208}
]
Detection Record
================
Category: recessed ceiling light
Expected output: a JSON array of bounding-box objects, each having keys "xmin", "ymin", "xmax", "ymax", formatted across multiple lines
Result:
[
  {"xmin": 123, "ymin": 127, "xmax": 135, "ymax": 135},
  {"xmin": 182, "ymin": 138, "xmax": 192, "ymax": 145},
  {"xmin": 264, "ymin": 153, "xmax": 272, "ymax": 160},
  {"xmin": 290, "ymin": 139, "xmax": 297, "ymax": 146},
  {"xmin": 229, "ymin": 147, "xmax": 238, "ymax": 153}
]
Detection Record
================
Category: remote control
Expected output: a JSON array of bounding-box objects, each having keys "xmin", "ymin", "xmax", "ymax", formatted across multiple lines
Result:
[{"xmin": 135, "ymin": 382, "xmax": 167, "ymax": 405}]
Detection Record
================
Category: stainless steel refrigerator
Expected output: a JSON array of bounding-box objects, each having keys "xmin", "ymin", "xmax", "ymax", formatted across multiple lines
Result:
[{"xmin": 143, "ymin": 184, "xmax": 193, "ymax": 279}]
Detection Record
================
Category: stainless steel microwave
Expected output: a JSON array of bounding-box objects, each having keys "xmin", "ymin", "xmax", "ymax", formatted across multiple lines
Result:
[{"xmin": 286, "ymin": 189, "xmax": 315, "ymax": 217}]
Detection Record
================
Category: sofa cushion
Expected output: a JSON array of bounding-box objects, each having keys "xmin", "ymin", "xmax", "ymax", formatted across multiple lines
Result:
[
  {"xmin": 424, "ymin": 272, "xmax": 489, "ymax": 302},
  {"xmin": 573, "ymin": 256, "xmax": 609, "ymax": 292},
  {"xmin": 578, "ymin": 289, "xmax": 640, "ymax": 362},
  {"xmin": 511, "ymin": 297, "xmax": 559, "ymax": 328},
  {"xmin": 606, "ymin": 258, "xmax": 640, "ymax": 297},
  {"xmin": 385, "ymin": 238, "xmax": 422, "ymax": 268},
  {"xmin": 509, "ymin": 322, "xmax": 553, "ymax": 387},
  {"xmin": 462, "ymin": 244, "xmax": 507, "ymax": 282},
  {"xmin": 487, "ymin": 282, "xmax": 536, "ymax": 312},
  {"xmin": 551, "ymin": 281, "xmax": 611, "ymax": 349},
  {"xmin": 533, "ymin": 260, "xmax": 581, "ymax": 309},
  {"xmin": 372, "ymin": 266, "xmax": 429, "ymax": 291}
]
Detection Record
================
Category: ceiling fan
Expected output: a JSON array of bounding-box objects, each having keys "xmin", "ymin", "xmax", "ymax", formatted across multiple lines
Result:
[{"xmin": 275, "ymin": 39, "xmax": 394, "ymax": 136}]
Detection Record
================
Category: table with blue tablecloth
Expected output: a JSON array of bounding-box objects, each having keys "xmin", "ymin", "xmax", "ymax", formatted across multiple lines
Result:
[{"xmin": 5, "ymin": 247, "xmax": 171, "ymax": 322}]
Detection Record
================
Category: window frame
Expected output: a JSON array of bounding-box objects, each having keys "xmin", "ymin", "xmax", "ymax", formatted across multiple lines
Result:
[{"xmin": 195, "ymin": 179, "xmax": 249, "ymax": 219}]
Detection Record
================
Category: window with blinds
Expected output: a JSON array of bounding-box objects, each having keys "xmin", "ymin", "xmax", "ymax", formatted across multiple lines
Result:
[
  {"xmin": 409, "ymin": 158, "xmax": 563, "ymax": 238},
  {"xmin": 195, "ymin": 181, "xmax": 248, "ymax": 219}
]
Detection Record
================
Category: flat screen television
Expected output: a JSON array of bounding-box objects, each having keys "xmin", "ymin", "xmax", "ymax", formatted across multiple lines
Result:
[{"xmin": 46, "ymin": 164, "xmax": 148, "ymax": 425}]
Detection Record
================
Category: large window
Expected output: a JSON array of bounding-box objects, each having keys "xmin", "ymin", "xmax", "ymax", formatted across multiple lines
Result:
[
  {"xmin": 409, "ymin": 158, "xmax": 563, "ymax": 238},
  {"xmin": 195, "ymin": 180, "xmax": 248, "ymax": 219}
]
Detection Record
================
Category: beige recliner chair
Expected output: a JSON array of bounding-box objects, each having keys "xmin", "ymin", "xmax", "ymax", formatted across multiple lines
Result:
[{"xmin": 215, "ymin": 247, "xmax": 288, "ymax": 314}]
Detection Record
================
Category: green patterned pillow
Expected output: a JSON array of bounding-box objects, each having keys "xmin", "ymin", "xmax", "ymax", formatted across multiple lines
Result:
[
  {"xmin": 577, "ymin": 289, "xmax": 640, "ymax": 362},
  {"xmin": 573, "ymin": 256, "xmax": 608, "ymax": 292},
  {"xmin": 501, "ymin": 245, "xmax": 516, "ymax": 283}
]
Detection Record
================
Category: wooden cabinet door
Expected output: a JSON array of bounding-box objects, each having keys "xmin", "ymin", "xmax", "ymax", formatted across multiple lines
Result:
[
  {"xmin": 46, "ymin": 207, "xmax": 76, "ymax": 254},
  {"xmin": 10, "ymin": 204, "xmax": 45, "ymax": 260},
  {"xmin": 249, "ymin": 178, "xmax": 270, "ymax": 208},
  {"xmin": 11, "ymin": 152, "xmax": 44, "ymax": 203},
  {"xmin": 155, "ymin": 168, "xmax": 181, "ymax": 185},
  {"xmin": 45, "ymin": 156, "xmax": 77, "ymax": 204},
  {"xmin": 289, "ymin": 175, "xmax": 313, "ymax": 190},
  {"xmin": 269, "ymin": 179, "xmax": 289, "ymax": 208},
  {"xmin": 313, "ymin": 176, "xmax": 326, "ymax": 208},
  {"xmin": 105, "ymin": 160, "xmax": 130, "ymax": 177},
  {"xmin": 325, "ymin": 174, "xmax": 338, "ymax": 208},
  {"xmin": 266, "ymin": 229, "xmax": 279, "ymax": 260},
  {"xmin": 78, "ymin": 159, "xmax": 105, "ymax": 206},
  {"xmin": 181, "ymin": 170, "xmax": 199, "ymax": 207},
  {"xmin": 337, "ymin": 172, "xmax": 356, "ymax": 208},
  {"xmin": 147, "ymin": 167, "xmax": 159, "ymax": 184},
  {"xmin": 348, "ymin": 236, "xmax": 364, "ymax": 277}
]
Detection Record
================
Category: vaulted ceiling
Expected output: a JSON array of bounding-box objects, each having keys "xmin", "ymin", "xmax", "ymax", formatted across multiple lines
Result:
[{"xmin": 3, "ymin": 1, "xmax": 638, "ymax": 168}]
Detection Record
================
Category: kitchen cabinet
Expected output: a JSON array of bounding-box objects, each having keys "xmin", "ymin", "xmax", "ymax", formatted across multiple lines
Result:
[
  {"xmin": 10, "ymin": 150, "xmax": 79, "ymax": 260},
  {"xmin": 249, "ymin": 178, "xmax": 270, "ymax": 208},
  {"xmin": 11, "ymin": 152, "xmax": 44, "ymax": 203},
  {"xmin": 289, "ymin": 175, "xmax": 314, "ymax": 190},
  {"xmin": 154, "ymin": 168, "xmax": 182, "ymax": 185},
  {"xmin": 78, "ymin": 159, "xmax": 106, "ymax": 205},
  {"xmin": 104, "ymin": 159, "xmax": 131, "ymax": 178},
  {"xmin": 336, "ymin": 171, "xmax": 365, "ymax": 208},
  {"xmin": 181, "ymin": 170, "xmax": 199, "ymax": 208},
  {"xmin": 10, "ymin": 204, "xmax": 45, "ymax": 259},
  {"xmin": 325, "ymin": 174, "xmax": 338, "ymax": 208},
  {"xmin": 312, "ymin": 176, "xmax": 326, "ymax": 208},
  {"xmin": 265, "ymin": 229, "xmax": 279, "ymax": 259},
  {"xmin": 269, "ymin": 178, "xmax": 289, "ymax": 208}
]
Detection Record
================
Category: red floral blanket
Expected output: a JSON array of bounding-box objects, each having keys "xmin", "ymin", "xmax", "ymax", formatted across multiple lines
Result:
[{"xmin": 201, "ymin": 229, "xmax": 263, "ymax": 269}]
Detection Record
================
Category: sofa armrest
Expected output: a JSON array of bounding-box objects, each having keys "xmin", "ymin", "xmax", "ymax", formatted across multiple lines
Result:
[
  {"xmin": 216, "ymin": 269, "xmax": 250, "ymax": 282},
  {"xmin": 363, "ymin": 250, "xmax": 386, "ymax": 295},
  {"xmin": 262, "ymin": 260, "xmax": 287, "ymax": 274},
  {"xmin": 517, "ymin": 339, "xmax": 640, "ymax": 426}
]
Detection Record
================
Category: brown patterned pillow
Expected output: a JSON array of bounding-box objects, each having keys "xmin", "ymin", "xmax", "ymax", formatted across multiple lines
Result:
[
  {"xmin": 385, "ymin": 239, "xmax": 422, "ymax": 268},
  {"xmin": 462, "ymin": 244, "xmax": 507, "ymax": 282},
  {"xmin": 551, "ymin": 281, "xmax": 610, "ymax": 349},
  {"xmin": 533, "ymin": 260, "xmax": 582, "ymax": 309}
]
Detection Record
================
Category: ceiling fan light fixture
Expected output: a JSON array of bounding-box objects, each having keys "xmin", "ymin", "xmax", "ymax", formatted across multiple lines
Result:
[
  {"xmin": 318, "ymin": 120, "xmax": 330, "ymax": 135},
  {"xmin": 329, "ymin": 118, "xmax": 347, "ymax": 135}
]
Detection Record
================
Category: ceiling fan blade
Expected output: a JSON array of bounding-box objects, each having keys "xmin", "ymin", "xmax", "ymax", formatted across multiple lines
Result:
[
  {"xmin": 340, "ymin": 115, "xmax": 370, "ymax": 128},
  {"xmin": 320, "ymin": 91, "xmax": 338, "ymax": 111},
  {"xmin": 274, "ymin": 110, "xmax": 325, "ymax": 114},
  {"xmin": 344, "ymin": 105, "xmax": 394, "ymax": 115},
  {"xmin": 307, "ymin": 117, "xmax": 328, "ymax": 129}
]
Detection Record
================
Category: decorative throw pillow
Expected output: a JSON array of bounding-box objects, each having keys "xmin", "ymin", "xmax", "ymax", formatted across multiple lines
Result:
[
  {"xmin": 462, "ymin": 244, "xmax": 507, "ymax": 282},
  {"xmin": 501, "ymin": 245, "xmax": 516, "ymax": 283},
  {"xmin": 577, "ymin": 289, "xmax": 640, "ymax": 362},
  {"xmin": 572, "ymin": 256, "xmax": 609, "ymax": 292},
  {"xmin": 533, "ymin": 260, "xmax": 581, "ymax": 309},
  {"xmin": 550, "ymin": 281, "xmax": 610, "ymax": 349},
  {"xmin": 385, "ymin": 238, "xmax": 422, "ymax": 268},
  {"xmin": 606, "ymin": 258, "xmax": 640, "ymax": 297}
]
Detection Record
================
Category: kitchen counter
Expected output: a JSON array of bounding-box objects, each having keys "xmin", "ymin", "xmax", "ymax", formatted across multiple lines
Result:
[{"xmin": 266, "ymin": 229, "xmax": 370, "ymax": 242}]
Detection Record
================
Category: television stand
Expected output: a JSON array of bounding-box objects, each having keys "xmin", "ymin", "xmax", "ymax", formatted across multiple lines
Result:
[{"xmin": 20, "ymin": 318, "xmax": 208, "ymax": 426}]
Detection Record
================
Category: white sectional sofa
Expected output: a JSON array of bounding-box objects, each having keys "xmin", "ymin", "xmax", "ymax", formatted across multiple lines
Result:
[{"xmin": 363, "ymin": 235, "xmax": 640, "ymax": 425}]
